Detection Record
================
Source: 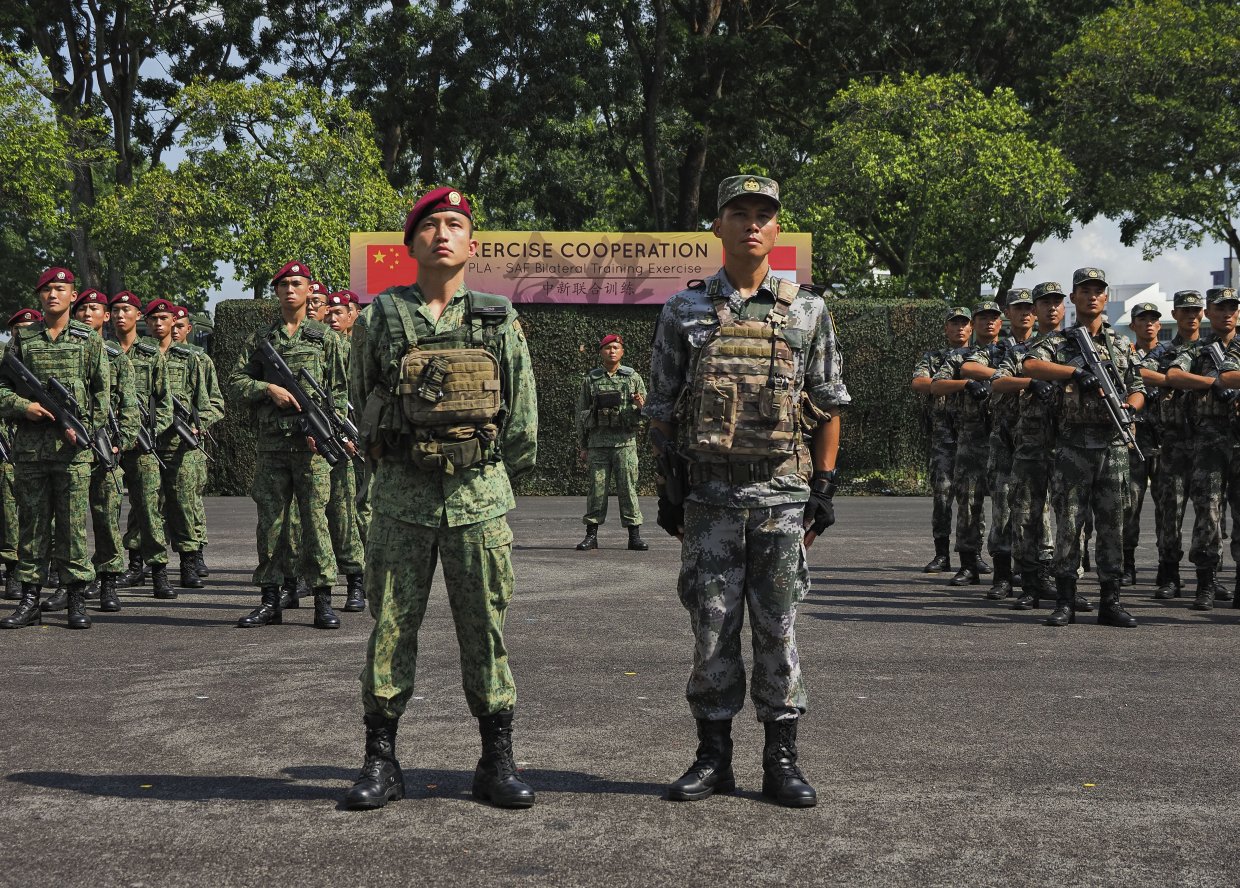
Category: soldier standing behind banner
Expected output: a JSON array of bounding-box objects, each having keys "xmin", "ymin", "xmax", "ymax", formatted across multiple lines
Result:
[
  {"xmin": 1123, "ymin": 303, "xmax": 1166, "ymax": 588},
  {"xmin": 0, "ymin": 308, "xmax": 43, "ymax": 601},
  {"xmin": 574, "ymin": 333, "xmax": 648, "ymax": 552},
  {"xmin": 0, "ymin": 268, "xmax": 109, "ymax": 630}
]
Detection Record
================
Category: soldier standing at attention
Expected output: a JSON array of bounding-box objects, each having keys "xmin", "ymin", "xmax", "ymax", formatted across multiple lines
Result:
[
  {"xmin": 0, "ymin": 268, "xmax": 109, "ymax": 630},
  {"xmin": 911, "ymin": 308, "xmax": 971, "ymax": 573},
  {"xmin": 575, "ymin": 333, "xmax": 648, "ymax": 552},
  {"xmin": 0, "ymin": 308, "xmax": 43, "ymax": 602},
  {"xmin": 1023, "ymin": 268, "xmax": 1145, "ymax": 627},
  {"xmin": 229, "ymin": 261, "xmax": 349, "ymax": 630},
  {"xmin": 344, "ymin": 187, "xmax": 538, "ymax": 811},
  {"xmin": 647, "ymin": 175, "xmax": 848, "ymax": 808},
  {"xmin": 1123, "ymin": 303, "xmax": 1166, "ymax": 588},
  {"xmin": 332, "ymin": 289, "xmax": 372, "ymax": 551}
]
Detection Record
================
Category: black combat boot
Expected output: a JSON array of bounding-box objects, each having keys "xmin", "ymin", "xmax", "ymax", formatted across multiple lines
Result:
[
  {"xmin": 976, "ymin": 555, "xmax": 992, "ymax": 575},
  {"xmin": 151, "ymin": 562, "xmax": 176, "ymax": 599},
  {"xmin": 761, "ymin": 720, "xmax": 817, "ymax": 808},
  {"xmin": 66, "ymin": 583, "xmax": 92, "ymax": 629},
  {"xmin": 118, "ymin": 550, "xmax": 146, "ymax": 588},
  {"xmin": 668, "ymin": 719, "xmax": 735, "ymax": 802},
  {"xmin": 1192, "ymin": 567, "xmax": 1215, "ymax": 611},
  {"xmin": 985, "ymin": 554, "xmax": 1013, "ymax": 600},
  {"xmin": 40, "ymin": 583, "xmax": 68, "ymax": 613},
  {"xmin": 1075, "ymin": 592, "xmax": 1095, "ymax": 613},
  {"xmin": 1098, "ymin": 580, "xmax": 1138, "ymax": 628},
  {"xmin": 196, "ymin": 548, "xmax": 210, "ymax": 578},
  {"xmin": 949, "ymin": 551, "xmax": 980, "ymax": 587},
  {"xmin": 279, "ymin": 576, "xmax": 306, "ymax": 609},
  {"xmin": 1215, "ymin": 578, "xmax": 1234, "ymax": 602},
  {"xmin": 179, "ymin": 551, "xmax": 204, "ymax": 589},
  {"xmin": 82, "ymin": 578, "xmax": 99, "ymax": 600},
  {"xmin": 313, "ymin": 587, "xmax": 340, "ymax": 630},
  {"xmin": 575, "ymin": 524, "xmax": 599, "ymax": 551},
  {"xmin": 3, "ymin": 562, "xmax": 21, "ymax": 600},
  {"xmin": 1045, "ymin": 576, "xmax": 1076, "ymax": 627},
  {"xmin": 922, "ymin": 537, "xmax": 951, "ymax": 573},
  {"xmin": 1012, "ymin": 565, "xmax": 1045, "ymax": 610},
  {"xmin": 98, "ymin": 573, "xmax": 121, "ymax": 612},
  {"xmin": 0, "ymin": 584, "xmax": 41, "ymax": 629},
  {"xmin": 237, "ymin": 585, "xmax": 282, "ymax": 627},
  {"xmin": 1154, "ymin": 561, "xmax": 1180, "ymax": 600},
  {"xmin": 343, "ymin": 573, "xmax": 365, "ymax": 612},
  {"xmin": 1121, "ymin": 550, "xmax": 1137, "ymax": 587},
  {"xmin": 627, "ymin": 525, "xmax": 649, "ymax": 551},
  {"xmin": 473, "ymin": 710, "xmax": 535, "ymax": 809},
  {"xmin": 343, "ymin": 713, "xmax": 404, "ymax": 810}
]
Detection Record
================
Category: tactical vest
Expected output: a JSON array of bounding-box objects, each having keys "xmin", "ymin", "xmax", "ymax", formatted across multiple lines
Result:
[
  {"xmin": 1190, "ymin": 337, "xmax": 1240, "ymax": 423},
  {"xmin": 16, "ymin": 322, "xmax": 94, "ymax": 418},
  {"xmin": 1056, "ymin": 326, "xmax": 1129, "ymax": 427},
  {"xmin": 586, "ymin": 366, "xmax": 636, "ymax": 429},
  {"xmin": 948, "ymin": 345, "xmax": 992, "ymax": 431},
  {"xmin": 258, "ymin": 322, "xmax": 330, "ymax": 436},
  {"xmin": 129, "ymin": 340, "xmax": 161, "ymax": 402}
]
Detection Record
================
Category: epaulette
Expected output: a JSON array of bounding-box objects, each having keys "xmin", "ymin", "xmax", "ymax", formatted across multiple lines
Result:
[
  {"xmin": 16, "ymin": 323, "xmax": 43, "ymax": 341},
  {"xmin": 617, "ymin": 365, "xmax": 635, "ymax": 376},
  {"xmin": 301, "ymin": 325, "xmax": 326, "ymax": 342},
  {"xmin": 135, "ymin": 341, "xmax": 158, "ymax": 356},
  {"xmin": 587, "ymin": 367, "xmax": 607, "ymax": 379},
  {"xmin": 105, "ymin": 343, "xmax": 121, "ymax": 358},
  {"xmin": 68, "ymin": 325, "xmax": 92, "ymax": 340},
  {"xmin": 169, "ymin": 345, "xmax": 193, "ymax": 358},
  {"xmin": 468, "ymin": 291, "xmax": 512, "ymax": 321}
]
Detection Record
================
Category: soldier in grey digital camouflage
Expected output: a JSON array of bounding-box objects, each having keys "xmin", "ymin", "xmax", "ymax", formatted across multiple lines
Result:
[
  {"xmin": 1023, "ymin": 267, "xmax": 1145, "ymax": 628},
  {"xmin": 0, "ymin": 267, "xmax": 109, "ymax": 631},
  {"xmin": 1124, "ymin": 303, "xmax": 1166, "ymax": 588},
  {"xmin": 646, "ymin": 174, "xmax": 849, "ymax": 809},
  {"xmin": 343, "ymin": 186, "xmax": 538, "ymax": 812},
  {"xmin": 1163, "ymin": 287, "xmax": 1240, "ymax": 610},
  {"xmin": 574, "ymin": 332, "xmax": 647, "ymax": 552}
]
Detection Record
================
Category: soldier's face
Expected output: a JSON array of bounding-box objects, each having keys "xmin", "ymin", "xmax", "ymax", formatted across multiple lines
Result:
[
  {"xmin": 945, "ymin": 318, "xmax": 971, "ymax": 346},
  {"xmin": 600, "ymin": 342, "xmax": 624, "ymax": 365},
  {"xmin": 1206, "ymin": 301, "xmax": 1239, "ymax": 335},
  {"xmin": 409, "ymin": 211, "xmax": 477, "ymax": 270},
  {"xmin": 1071, "ymin": 281, "xmax": 1108, "ymax": 316},
  {"xmin": 1172, "ymin": 306, "xmax": 1202, "ymax": 336},
  {"xmin": 307, "ymin": 294, "xmax": 327, "ymax": 320},
  {"xmin": 1131, "ymin": 314, "xmax": 1160, "ymax": 341},
  {"xmin": 112, "ymin": 304, "xmax": 139, "ymax": 336},
  {"xmin": 713, "ymin": 197, "xmax": 780, "ymax": 261},
  {"xmin": 1006, "ymin": 304, "xmax": 1035, "ymax": 334},
  {"xmin": 77, "ymin": 302, "xmax": 109, "ymax": 331},
  {"xmin": 147, "ymin": 311, "xmax": 175, "ymax": 340},
  {"xmin": 325, "ymin": 305, "xmax": 349, "ymax": 333},
  {"xmin": 275, "ymin": 275, "xmax": 311, "ymax": 311},
  {"xmin": 1034, "ymin": 296, "xmax": 1065, "ymax": 330},
  {"xmin": 973, "ymin": 311, "xmax": 1002, "ymax": 340},
  {"xmin": 172, "ymin": 319, "xmax": 191, "ymax": 342},
  {"xmin": 38, "ymin": 282, "xmax": 75, "ymax": 315}
]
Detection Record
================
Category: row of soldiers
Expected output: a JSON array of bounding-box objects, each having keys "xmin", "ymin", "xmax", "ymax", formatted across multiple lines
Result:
[{"xmin": 914, "ymin": 268, "xmax": 1240, "ymax": 626}]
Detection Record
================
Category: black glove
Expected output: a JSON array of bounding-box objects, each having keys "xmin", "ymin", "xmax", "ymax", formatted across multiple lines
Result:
[
  {"xmin": 1212, "ymin": 379, "xmax": 1239, "ymax": 402},
  {"xmin": 1028, "ymin": 379, "xmax": 1055, "ymax": 402},
  {"xmin": 656, "ymin": 490, "xmax": 684, "ymax": 538},
  {"xmin": 803, "ymin": 470, "xmax": 837, "ymax": 536},
  {"xmin": 963, "ymin": 379, "xmax": 991, "ymax": 401},
  {"xmin": 1071, "ymin": 367, "xmax": 1100, "ymax": 394}
]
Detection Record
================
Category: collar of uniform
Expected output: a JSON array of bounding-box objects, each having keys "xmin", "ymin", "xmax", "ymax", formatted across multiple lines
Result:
[
  {"xmin": 709, "ymin": 269, "xmax": 778, "ymax": 303},
  {"xmin": 406, "ymin": 283, "xmax": 470, "ymax": 306}
]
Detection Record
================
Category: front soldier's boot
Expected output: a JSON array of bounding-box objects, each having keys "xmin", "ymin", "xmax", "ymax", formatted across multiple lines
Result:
[
  {"xmin": 343, "ymin": 573, "xmax": 365, "ymax": 612},
  {"xmin": 1098, "ymin": 580, "xmax": 1138, "ymax": 627},
  {"xmin": 627, "ymin": 525, "xmax": 649, "ymax": 551},
  {"xmin": 1121, "ymin": 550, "xmax": 1137, "ymax": 587},
  {"xmin": 195, "ymin": 547, "xmax": 210, "ymax": 578},
  {"xmin": 343, "ymin": 713, "xmax": 404, "ymax": 810},
  {"xmin": 976, "ymin": 555, "xmax": 992, "ymax": 575},
  {"xmin": 313, "ymin": 587, "xmax": 340, "ymax": 630},
  {"xmin": 40, "ymin": 583, "xmax": 68, "ymax": 613},
  {"xmin": 82, "ymin": 579, "xmax": 99, "ymax": 600},
  {"xmin": 949, "ymin": 551, "xmax": 980, "ymax": 587},
  {"xmin": 151, "ymin": 562, "xmax": 176, "ymax": 599},
  {"xmin": 668, "ymin": 719, "xmax": 735, "ymax": 802},
  {"xmin": 986, "ymin": 554, "xmax": 1013, "ymax": 600},
  {"xmin": 237, "ymin": 585, "xmax": 282, "ymax": 628},
  {"xmin": 1154, "ymin": 561, "xmax": 1178, "ymax": 600},
  {"xmin": 66, "ymin": 583, "xmax": 92, "ymax": 629},
  {"xmin": 761, "ymin": 720, "xmax": 817, "ymax": 808},
  {"xmin": 473, "ymin": 710, "xmax": 535, "ymax": 808},
  {"xmin": 3, "ymin": 562, "xmax": 22, "ymax": 600},
  {"xmin": 1192, "ymin": 568, "xmax": 1215, "ymax": 611},
  {"xmin": 1013, "ymin": 565, "xmax": 1045, "ymax": 610},
  {"xmin": 1045, "ymin": 577, "xmax": 1077, "ymax": 627},
  {"xmin": 179, "ymin": 551, "xmax": 204, "ymax": 589},
  {"xmin": 98, "ymin": 573, "xmax": 121, "ymax": 612},
  {"xmin": 923, "ymin": 537, "xmax": 951, "ymax": 573},
  {"xmin": 1, "ymin": 584, "xmax": 41, "ymax": 629},
  {"xmin": 575, "ymin": 524, "xmax": 599, "ymax": 551},
  {"xmin": 118, "ymin": 550, "xmax": 145, "ymax": 588},
  {"xmin": 279, "ymin": 576, "xmax": 304, "ymax": 609},
  {"xmin": 1215, "ymin": 577, "xmax": 1234, "ymax": 602}
]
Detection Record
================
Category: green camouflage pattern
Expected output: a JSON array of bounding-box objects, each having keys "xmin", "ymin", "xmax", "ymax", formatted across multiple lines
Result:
[
  {"xmin": 583, "ymin": 442, "xmax": 643, "ymax": 527},
  {"xmin": 0, "ymin": 460, "xmax": 16, "ymax": 564},
  {"xmin": 575, "ymin": 365, "xmax": 646, "ymax": 449},
  {"xmin": 328, "ymin": 458, "xmax": 365, "ymax": 574},
  {"xmin": 13, "ymin": 460, "xmax": 95, "ymax": 584},
  {"xmin": 250, "ymin": 449, "xmax": 336, "ymax": 587},
  {"xmin": 1010, "ymin": 456, "xmax": 1054, "ymax": 573},
  {"xmin": 119, "ymin": 339, "xmax": 172, "ymax": 565},
  {"xmin": 89, "ymin": 344, "xmax": 139, "ymax": 574}
]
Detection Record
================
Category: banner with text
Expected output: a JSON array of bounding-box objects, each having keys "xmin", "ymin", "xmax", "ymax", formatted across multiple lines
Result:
[{"xmin": 349, "ymin": 231, "xmax": 812, "ymax": 304}]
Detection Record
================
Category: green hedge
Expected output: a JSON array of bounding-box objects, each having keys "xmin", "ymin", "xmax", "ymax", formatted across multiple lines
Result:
[{"xmin": 206, "ymin": 296, "xmax": 945, "ymax": 496}]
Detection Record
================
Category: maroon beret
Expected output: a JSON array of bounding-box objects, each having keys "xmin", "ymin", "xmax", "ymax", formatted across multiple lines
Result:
[
  {"xmin": 325, "ymin": 292, "xmax": 350, "ymax": 308},
  {"xmin": 74, "ymin": 288, "xmax": 108, "ymax": 309},
  {"xmin": 332, "ymin": 289, "xmax": 360, "ymax": 305},
  {"xmin": 110, "ymin": 291, "xmax": 143, "ymax": 311},
  {"xmin": 144, "ymin": 298, "xmax": 176, "ymax": 317},
  {"xmin": 403, "ymin": 186, "xmax": 472, "ymax": 243},
  {"xmin": 172, "ymin": 305, "xmax": 190, "ymax": 319},
  {"xmin": 271, "ymin": 261, "xmax": 312, "ymax": 286},
  {"xmin": 7, "ymin": 308, "xmax": 43, "ymax": 327},
  {"xmin": 599, "ymin": 334, "xmax": 623, "ymax": 348},
  {"xmin": 35, "ymin": 267, "xmax": 75, "ymax": 291},
  {"xmin": 309, "ymin": 281, "xmax": 327, "ymax": 297}
]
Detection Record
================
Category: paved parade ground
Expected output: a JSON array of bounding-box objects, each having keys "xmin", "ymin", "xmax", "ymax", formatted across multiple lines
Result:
[{"xmin": 2, "ymin": 496, "xmax": 1238, "ymax": 887}]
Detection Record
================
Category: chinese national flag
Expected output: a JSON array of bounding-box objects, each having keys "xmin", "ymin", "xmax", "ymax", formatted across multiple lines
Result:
[{"xmin": 366, "ymin": 244, "xmax": 416, "ymax": 293}]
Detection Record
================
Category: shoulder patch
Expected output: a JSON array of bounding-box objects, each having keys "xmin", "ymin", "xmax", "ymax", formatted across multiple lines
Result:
[
  {"xmin": 686, "ymin": 279, "xmax": 705, "ymax": 291},
  {"xmin": 135, "ymin": 342, "xmax": 158, "ymax": 356},
  {"xmin": 105, "ymin": 343, "xmax": 121, "ymax": 357},
  {"xmin": 169, "ymin": 345, "xmax": 192, "ymax": 358},
  {"xmin": 301, "ymin": 325, "xmax": 326, "ymax": 342},
  {"xmin": 68, "ymin": 326, "xmax": 92, "ymax": 340},
  {"xmin": 468, "ymin": 291, "xmax": 512, "ymax": 320}
]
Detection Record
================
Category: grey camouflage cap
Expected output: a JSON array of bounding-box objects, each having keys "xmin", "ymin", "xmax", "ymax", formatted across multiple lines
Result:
[
  {"xmin": 1129, "ymin": 302, "xmax": 1161, "ymax": 322},
  {"xmin": 945, "ymin": 306, "xmax": 971, "ymax": 321},
  {"xmin": 1032, "ymin": 281, "xmax": 1067, "ymax": 301},
  {"xmin": 1207, "ymin": 286, "xmax": 1239, "ymax": 305},
  {"xmin": 1173, "ymin": 289, "xmax": 1204, "ymax": 308},
  {"xmin": 1072, "ymin": 267, "xmax": 1109, "ymax": 287},
  {"xmin": 973, "ymin": 300, "xmax": 1002, "ymax": 316},
  {"xmin": 717, "ymin": 175, "xmax": 781, "ymax": 213},
  {"xmin": 1005, "ymin": 288, "xmax": 1033, "ymax": 306}
]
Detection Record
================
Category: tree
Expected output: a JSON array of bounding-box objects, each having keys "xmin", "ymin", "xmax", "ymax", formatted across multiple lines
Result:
[{"xmin": 1053, "ymin": 0, "xmax": 1240, "ymax": 258}]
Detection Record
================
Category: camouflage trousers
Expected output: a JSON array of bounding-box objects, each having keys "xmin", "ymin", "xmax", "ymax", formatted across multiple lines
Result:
[
  {"xmin": 13, "ymin": 459, "xmax": 94, "ymax": 585},
  {"xmin": 328, "ymin": 458, "xmax": 365, "ymax": 574},
  {"xmin": 1009, "ymin": 457, "xmax": 1054, "ymax": 574},
  {"xmin": 1123, "ymin": 447, "xmax": 1160, "ymax": 556},
  {"xmin": 121, "ymin": 450, "xmax": 169, "ymax": 566},
  {"xmin": 1154, "ymin": 437, "xmax": 1192, "ymax": 563},
  {"xmin": 0, "ymin": 462, "xmax": 17, "ymax": 564},
  {"xmin": 185, "ymin": 448, "xmax": 208, "ymax": 548},
  {"xmin": 355, "ymin": 458, "xmax": 372, "ymax": 546},
  {"xmin": 88, "ymin": 463, "xmax": 125, "ymax": 574},
  {"xmin": 251, "ymin": 449, "xmax": 336, "ymax": 588},
  {"xmin": 583, "ymin": 443, "xmax": 643, "ymax": 527},
  {"xmin": 1187, "ymin": 425, "xmax": 1240, "ymax": 569},
  {"xmin": 927, "ymin": 433, "xmax": 956, "ymax": 540},
  {"xmin": 360, "ymin": 514, "xmax": 516, "ymax": 720},
  {"xmin": 678, "ymin": 499, "xmax": 808, "ymax": 723},
  {"xmin": 158, "ymin": 445, "xmax": 205, "ymax": 552},
  {"xmin": 986, "ymin": 422, "xmax": 1015, "ymax": 557},
  {"xmin": 952, "ymin": 425, "xmax": 989, "ymax": 554},
  {"xmin": 1050, "ymin": 442, "xmax": 1130, "ymax": 583}
]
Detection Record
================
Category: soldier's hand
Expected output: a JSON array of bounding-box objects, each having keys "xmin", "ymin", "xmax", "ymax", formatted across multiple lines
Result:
[
  {"xmin": 267, "ymin": 383, "xmax": 301, "ymax": 411},
  {"xmin": 656, "ymin": 492, "xmax": 684, "ymax": 541},
  {"xmin": 24, "ymin": 402, "xmax": 55, "ymax": 423},
  {"xmin": 632, "ymin": 391, "xmax": 645, "ymax": 408},
  {"xmin": 1028, "ymin": 379, "xmax": 1055, "ymax": 402},
  {"xmin": 1070, "ymin": 367, "xmax": 1100, "ymax": 395},
  {"xmin": 964, "ymin": 379, "xmax": 991, "ymax": 401},
  {"xmin": 803, "ymin": 469, "xmax": 837, "ymax": 547},
  {"xmin": 1211, "ymin": 379, "xmax": 1239, "ymax": 402}
]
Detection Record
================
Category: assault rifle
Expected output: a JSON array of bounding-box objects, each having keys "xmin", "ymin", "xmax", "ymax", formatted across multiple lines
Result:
[
  {"xmin": 298, "ymin": 369, "xmax": 362, "ymax": 455},
  {"xmin": 168, "ymin": 394, "xmax": 201, "ymax": 449},
  {"xmin": 0, "ymin": 352, "xmax": 110, "ymax": 463},
  {"xmin": 650, "ymin": 425, "xmax": 689, "ymax": 506},
  {"xmin": 1067, "ymin": 326, "xmax": 1141, "ymax": 459},
  {"xmin": 255, "ymin": 338, "xmax": 348, "ymax": 467},
  {"xmin": 134, "ymin": 397, "xmax": 168, "ymax": 469},
  {"xmin": 0, "ymin": 427, "xmax": 9, "ymax": 463}
]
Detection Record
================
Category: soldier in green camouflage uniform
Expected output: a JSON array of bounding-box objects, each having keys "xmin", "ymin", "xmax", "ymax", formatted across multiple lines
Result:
[
  {"xmin": 0, "ymin": 267, "xmax": 109, "ymax": 630},
  {"xmin": 228, "ymin": 261, "xmax": 349, "ymax": 631},
  {"xmin": 1, "ymin": 308, "xmax": 44, "ymax": 601},
  {"xmin": 647, "ymin": 175, "xmax": 849, "ymax": 809},
  {"xmin": 343, "ymin": 188, "xmax": 538, "ymax": 812},
  {"xmin": 911, "ymin": 310, "xmax": 972, "ymax": 572},
  {"xmin": 1123, "ymin": 303, "xmax": 1166, "ymax": 588},
  {"xmin": 1163, "ymin": 287, "xmax": 1240, "ymax": 610},
  {"xmin": 112, "ymin": 291, "xmax": 175, "ymax": 599},
  {"xmin": 575, "ymin": 333, "xmax": 647, "ymax": 552},
  {"xmin": 1024, "ymin": 267, "xmax": 1145, "ymax": 628}
]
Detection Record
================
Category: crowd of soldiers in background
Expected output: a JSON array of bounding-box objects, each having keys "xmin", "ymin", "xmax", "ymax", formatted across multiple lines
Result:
[{"xmin": 913, "ymin": 269, "xmax": 1240, "ymax": 627}]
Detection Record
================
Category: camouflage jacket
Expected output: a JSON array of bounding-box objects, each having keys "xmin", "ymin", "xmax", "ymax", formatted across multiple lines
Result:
[
  {"xmin": 121, "ymin": 338, "xmax": 174, "ymax": 441},
  {"xmin": 912, "ymin": 348, "xmax": 953, "ymax": 443},
  {"xmin": 971, "ymin": 335, "xmax": 1036, "ymax": 429},
  {"xmin": 1149, "ymin": 334, "xmax": 1194, "ymax": 440},
  {"xmin": 102, "ymin": 341, "xmax": 141, "ymax": 453},
  {"xmin": 931, "ymin": 343, "xmax": 997, "ymax": 433},
  {"xmin": 995, "ymin": 332, "xmax": 1061, "ymax": 460},
  {"xmin": 160, "ymin": 341, "xmax": 224, "ymax": 454},
  {"xmin": 1168, "ymin": 333, "xmax": 1240, "ymax": 428},
  {"xmin": 576, "ymin": 365, "xmax": 646, "ymax": 449}
]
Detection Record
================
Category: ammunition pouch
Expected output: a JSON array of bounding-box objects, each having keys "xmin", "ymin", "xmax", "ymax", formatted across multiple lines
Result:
[
  {"xmin": 407, "ymin": 423, "xmax": 499, "ymax": 475},
  {"xmin": 593, "ymin": 390, "xmax": 622, "ymax": 410}
]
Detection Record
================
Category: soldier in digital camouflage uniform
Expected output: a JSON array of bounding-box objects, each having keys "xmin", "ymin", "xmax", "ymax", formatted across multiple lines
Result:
[
  {"xmin": 1123, "ymin": 303, "xmax": 1166, "ymax": 589},
  {"xmin": 1163, "ymin": 287, "xmax": 1240, "ymax": 610},
  {"xmin": 0, "ymin": 308, "xmax": 43, "ymax": 601},
  {"xmin": 228, "ymin": 261, "xmax": 349, "ymax": 631},
  {"xmin": 646, "ymin": 175, "xmax": 848, "ymax": 809},
  {"xmin": 343, "ymin": 187, "xmax": 538, "ymax": 812},
  {"xmin": 911, "ymin": 309, "xmax": 972, "ymax": 573},
  {"xmin": 1024, "ymin": 267, "xmax": 1145, "ymax": 628},
  {"xmin": 0, "ymin": 268, "xmax": 109, "ymax": 630},
  {"xmin": 112, "ymin": 291, "xmax": 175, "ymax": 599},
  {"xmin": 574, "ymin": 333, "xmax": 648, "ymax": 552}
]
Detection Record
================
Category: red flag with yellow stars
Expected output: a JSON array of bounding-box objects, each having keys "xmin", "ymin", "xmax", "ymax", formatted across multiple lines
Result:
[{"xmin": 366, "ymin": 244, "xmax": 415, "ymax": 293}]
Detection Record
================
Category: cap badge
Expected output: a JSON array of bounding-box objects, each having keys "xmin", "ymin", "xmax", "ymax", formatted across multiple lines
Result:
[
  {"xmin": 448, "ymin": 191, "xmax": 462, "ymax": 206},
  {"xmin": 292, "ymin": 265, "xmax": 300, "ymax": 273},
  {"xmin": 56, "ymin": 272, "xmax": 65, "ymax": 280},
  {"xmin": 1088, "ymin": 270, "xmax": 1099, "ymax": 278},
  {"xmin": 742, "ymin": 178, "xmax": 760, "ymax": 192}
]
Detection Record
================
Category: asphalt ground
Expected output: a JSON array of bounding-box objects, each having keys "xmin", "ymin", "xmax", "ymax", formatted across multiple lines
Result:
[{"xmin": 1, "ymin": 495, "xmax": 1238, "ymax": 888}]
